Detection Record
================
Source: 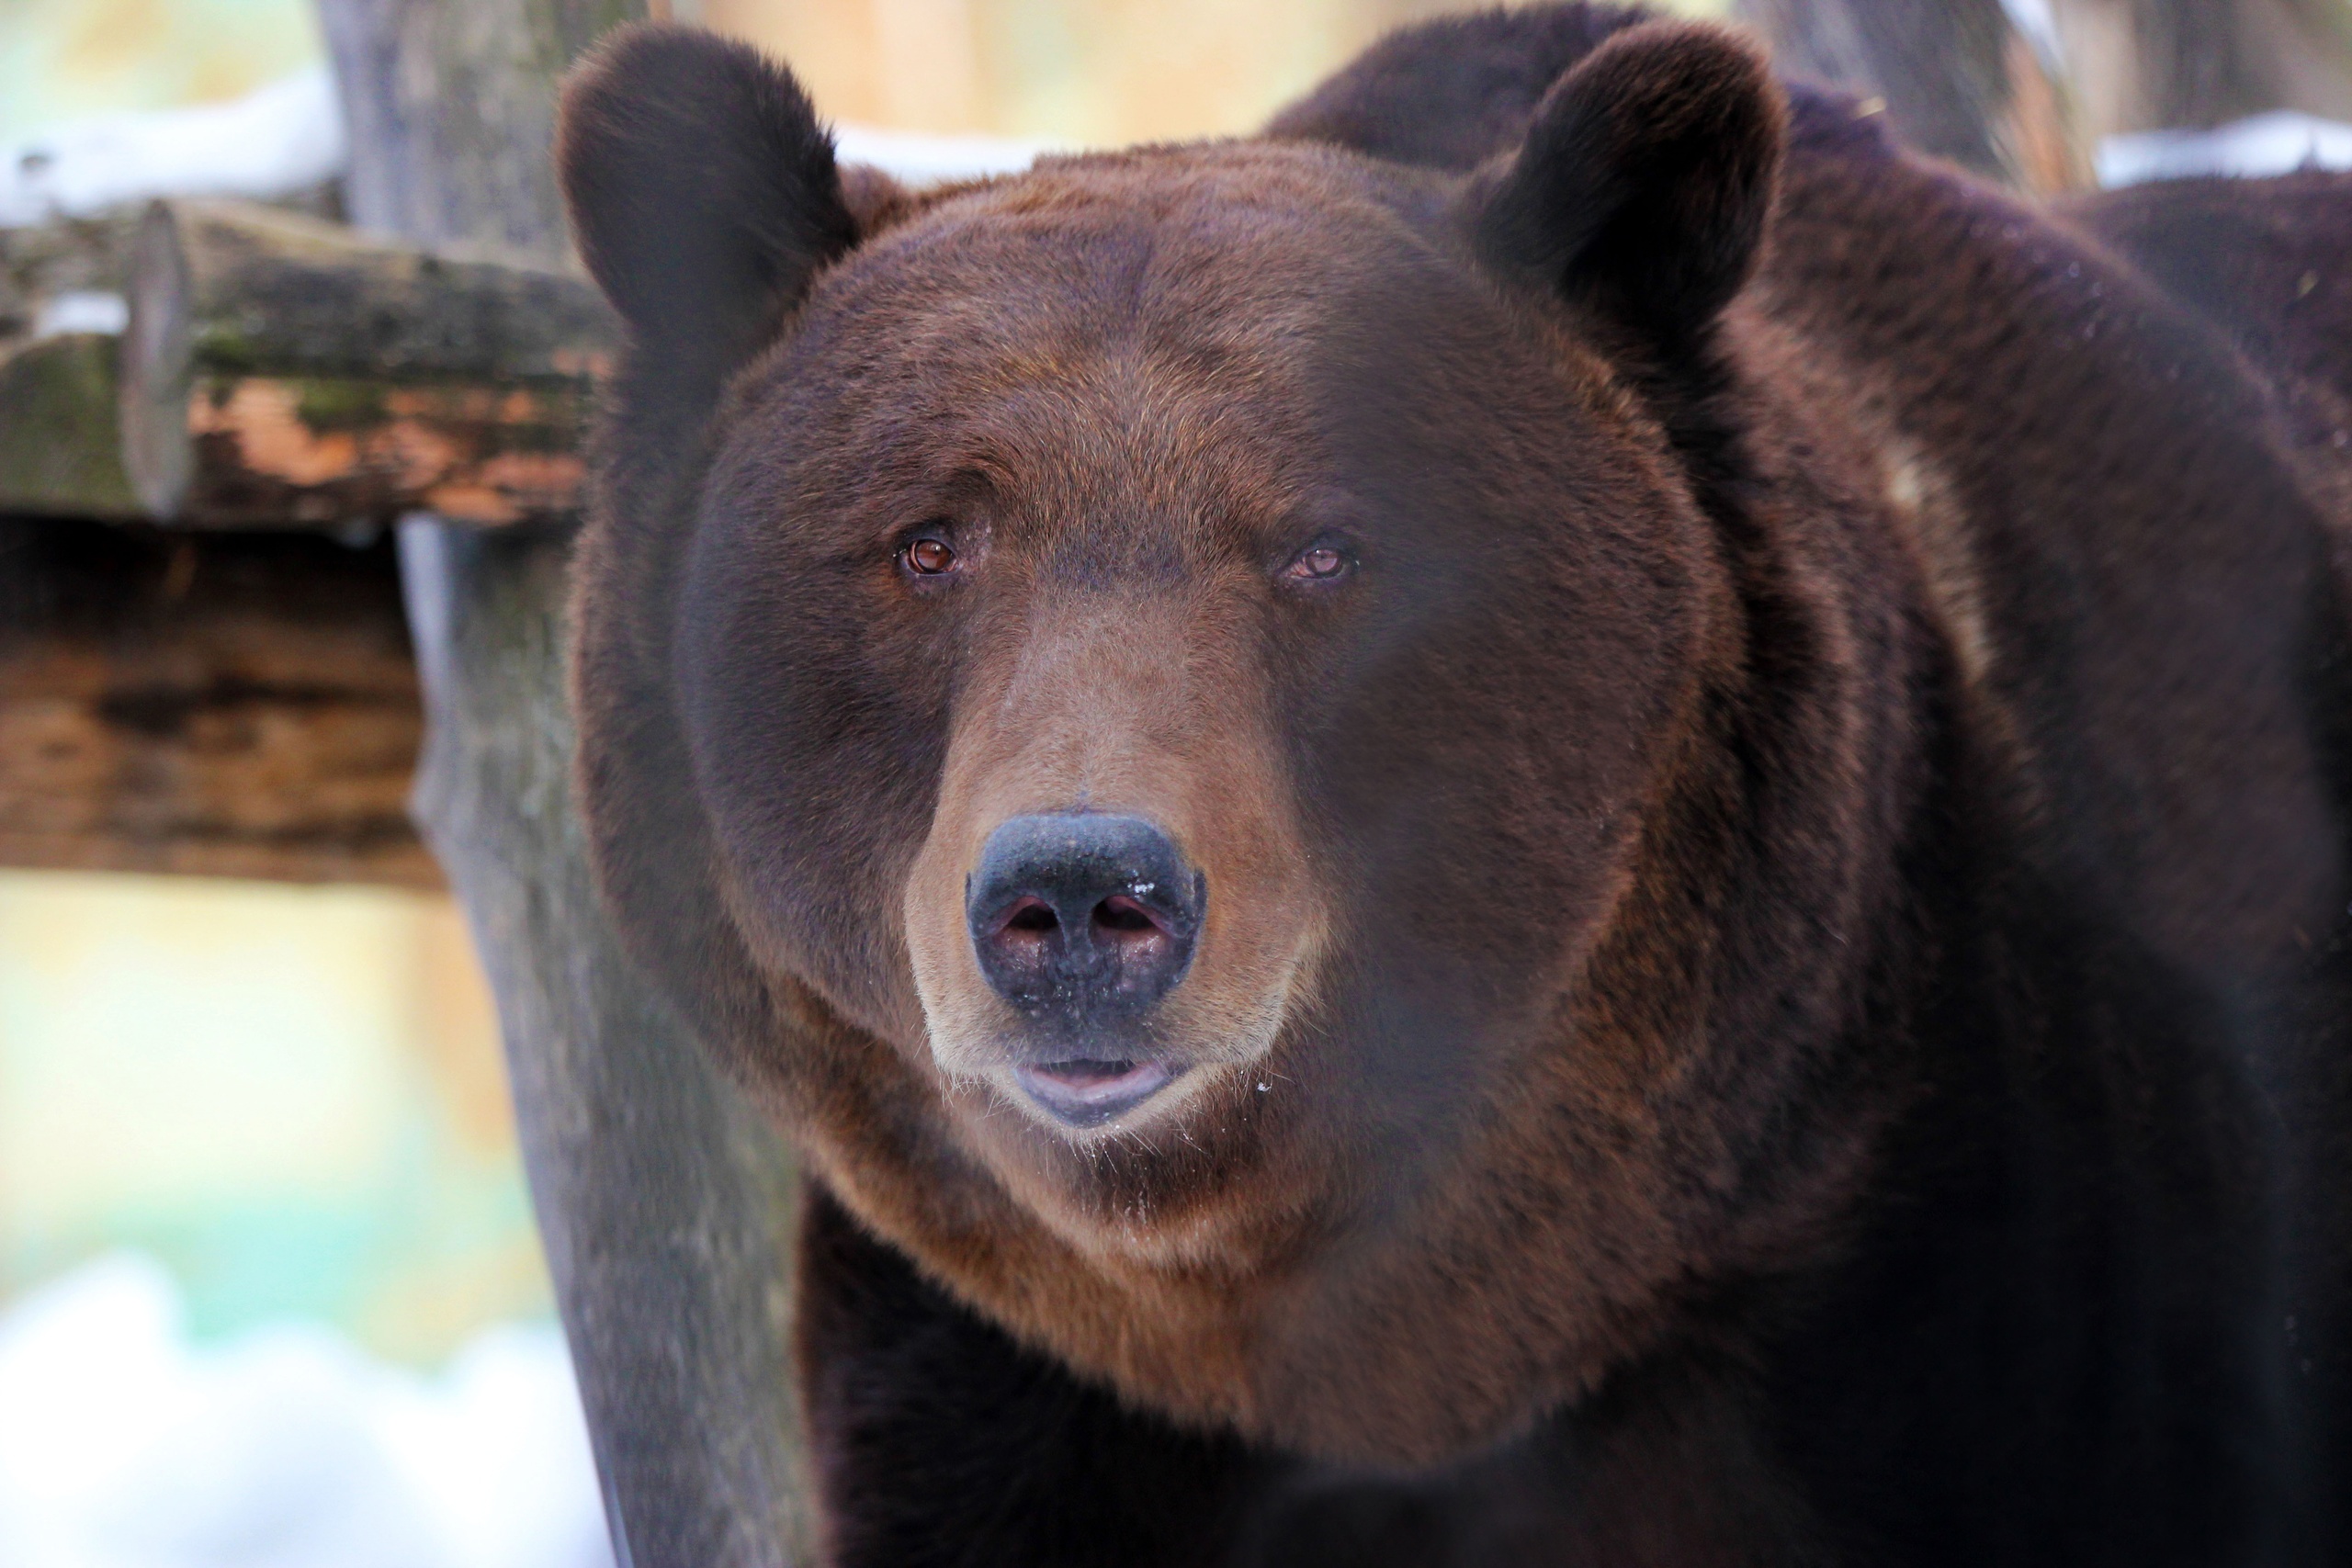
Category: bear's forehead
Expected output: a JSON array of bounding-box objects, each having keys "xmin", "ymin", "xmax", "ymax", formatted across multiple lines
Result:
[
  {"xmin": 760, "ymin": 143, "xmax": 1555, "ymax": 463},
  {"xmin": 733, "ymin": 142, "xmax": 1623, "ymax": 536},
  {"xmin": 809, "ymin": 142, "xmax": 1454, "ymax": 357}
]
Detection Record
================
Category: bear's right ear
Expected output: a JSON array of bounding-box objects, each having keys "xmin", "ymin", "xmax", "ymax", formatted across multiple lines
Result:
[
  {"xmin": 559, "ymin": 24, "xmax": 856, "ymax": 384},
  {"xmin": 1468, "ymin": 19, "xmax": 1782, "ymax": 348}
]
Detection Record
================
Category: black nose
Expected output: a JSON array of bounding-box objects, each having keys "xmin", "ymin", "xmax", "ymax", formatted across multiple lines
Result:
[{"xmin": 967, "ymin": 814, "xmax": 1204, "ymax": 1021}]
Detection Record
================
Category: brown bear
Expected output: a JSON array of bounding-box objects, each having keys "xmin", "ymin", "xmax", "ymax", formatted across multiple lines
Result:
[{"xmin": 555, "ymin": 6, "xmax": 2352, "ymax": 1563}]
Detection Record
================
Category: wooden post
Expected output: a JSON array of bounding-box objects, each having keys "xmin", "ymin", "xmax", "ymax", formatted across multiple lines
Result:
[
  {"xmin": 313, "ymin": 2, "xmax": 810, "ymax": 1562},
  {"xmin": 1734, "ymin": 0, "xmax": 2093, "ymax": 194}
]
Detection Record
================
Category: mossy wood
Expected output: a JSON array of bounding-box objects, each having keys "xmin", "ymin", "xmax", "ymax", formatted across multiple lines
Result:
[
  {"xmin": 116, "ymin": 197, "xmax": 616, "ymax": 526},
  {"xmin": 0, "ymin": 333, "xmax": 141, "ymax": 518}
]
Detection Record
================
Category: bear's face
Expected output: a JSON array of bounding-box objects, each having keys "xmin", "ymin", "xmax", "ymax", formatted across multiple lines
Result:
[
  {"xmin": 560, "ymin": 20, "xmax": 1855, "ymax": 1463},
  {"xmin": 680, "ymin": 146, "xmax": 1712, "ymax": 1201}
]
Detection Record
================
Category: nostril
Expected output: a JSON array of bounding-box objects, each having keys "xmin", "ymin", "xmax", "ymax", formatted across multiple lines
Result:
[
  {"xmin": 1001, "ymin": 898, "xmax": 1059, "ymax": 937},
  {"xmin": 1092, "ymin": 895, "xmax": 1162, "ymax": 937}
]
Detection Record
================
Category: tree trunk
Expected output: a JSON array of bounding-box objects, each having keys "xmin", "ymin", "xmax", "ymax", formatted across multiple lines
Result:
[
  {"xmin": 2049, "ymin": 0, "xmax": 2352, "ymax": 138},
  {"xmin": 1735, "ymin": 0, "xmax": 2093, "ymax": 194},
  {"xmin": 312, "ymin": 2, "xmax": 810, "ymax": 1563}
]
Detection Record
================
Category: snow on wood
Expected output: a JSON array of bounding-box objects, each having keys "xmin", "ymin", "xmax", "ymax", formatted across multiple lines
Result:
[{"xmin": 0, "ymin": 62, "xmax": 1046, "ymax": 237}]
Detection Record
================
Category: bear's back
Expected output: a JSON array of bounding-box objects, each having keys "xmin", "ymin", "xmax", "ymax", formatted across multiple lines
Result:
[{"xmin": 2064, "ymin": 170, "xmax": 2352, "ymax": 413}]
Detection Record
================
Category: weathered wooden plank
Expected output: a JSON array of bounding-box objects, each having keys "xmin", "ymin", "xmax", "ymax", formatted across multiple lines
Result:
[
  {"xmin": 0, "ymin": 199, "xmax": 616, "ymax": 527},
  {"xmin": 314, "ymin": 0, "xmax": 814, "ymax": 1562},
  {"xmin": 0, "ymin": 514, "xmax": 436, "ymax": 887},
  {"xmin": 119, "ymin": 197, "xmax": 616, "ymax": 526},
  {"xmin": 125, "ymin": 197, "xmax": 616, "ymax": 387}
]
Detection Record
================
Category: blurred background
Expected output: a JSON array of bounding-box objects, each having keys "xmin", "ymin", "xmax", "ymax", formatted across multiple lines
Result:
[
  {"xmin": 0, "ymin": 0, "xmax": 1729, "ymax": 153},
  {"xmin": 2, "ymin": 0, "xmax": 2348, "ymax": 1562}
]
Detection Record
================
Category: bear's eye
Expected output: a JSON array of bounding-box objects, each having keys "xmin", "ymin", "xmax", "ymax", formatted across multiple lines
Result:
[
  {"xmin": 1281, "ymin": 540, "xmax": 1354, "ymax": 585},
  {"xmin": 901, "ymin": 536, "xmax": 958, "ymax": 577}
]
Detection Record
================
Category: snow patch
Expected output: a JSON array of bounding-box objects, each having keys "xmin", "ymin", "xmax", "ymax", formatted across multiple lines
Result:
[
  {"xmin": 0, "ymin": 1254, "xmax": 613, "ymax": 1568},
  {"xmin": 34, "ymin": 292, "xmax": 130, "ymax": 337},
  {"xmin": 833, "ymin": 123, "xmax": 1057, "ymax": 186},
  {"xmin": 0, "ymin": 67, "xmax": 1052, "ymax": 233},
  {"xmin": 2099, "ymin": 111, "xmax": 2352, "ymax": 186},
  {"xmin": 0, "ymin": 69, "xmax": 346, "ymax": 227}
]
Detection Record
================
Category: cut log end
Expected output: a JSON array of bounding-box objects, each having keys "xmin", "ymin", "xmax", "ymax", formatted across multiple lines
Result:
[{"xmin": 120, "ymin": 199, "xmax": 196, "ymax": 519}]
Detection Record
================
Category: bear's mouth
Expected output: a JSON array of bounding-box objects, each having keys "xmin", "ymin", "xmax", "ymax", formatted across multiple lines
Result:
[{"xmin": 1013, "ymin": 1059, "xmax": 1180, "ymax": 1128}]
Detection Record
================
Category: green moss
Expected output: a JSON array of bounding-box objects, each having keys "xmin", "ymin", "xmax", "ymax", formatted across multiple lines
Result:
[
  {"xmin": 0, "ymin": 333, "xmax": 140, "ymax": 517},
  {"xmin": 293, "ymin": 378, "xmax": 389, "ymax": 433},
  {"xmin": 190, "ymin": 322, "xmax": 261, "ymax": 378}
]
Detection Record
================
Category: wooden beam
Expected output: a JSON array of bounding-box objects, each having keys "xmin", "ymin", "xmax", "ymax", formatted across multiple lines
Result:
[
  {"xmin": 120, "ymin": 198, "xmax": 613, "ymax": 526},
  {"xmin": 0, "ymin": 514, "xmax": 435, "ymax": 888},
  {"xmin": 0, "ymin": 198, "xmax": 616, "ymax": 527}
]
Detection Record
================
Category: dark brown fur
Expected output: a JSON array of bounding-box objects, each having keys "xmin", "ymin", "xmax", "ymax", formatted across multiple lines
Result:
[{"xmin": 559, "ymin": 9, "xmax": 2352, "ymax": 1562}]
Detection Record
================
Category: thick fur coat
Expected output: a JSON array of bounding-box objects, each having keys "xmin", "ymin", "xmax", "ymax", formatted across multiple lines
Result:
[{"xmin": 557, "ymin": 6, "xmax": 2352, "ymax": 1562}]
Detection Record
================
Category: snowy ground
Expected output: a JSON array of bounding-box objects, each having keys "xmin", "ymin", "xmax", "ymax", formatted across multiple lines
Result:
[
  {"xmin": 0, "ymin": 70, "xmax": 346, "ymax": 228},
  {"xmin": 0, "ymin": 1256, "xmax": 613, "ymax": 1568}
]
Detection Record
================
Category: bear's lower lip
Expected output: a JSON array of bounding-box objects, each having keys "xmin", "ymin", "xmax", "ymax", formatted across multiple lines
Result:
[{"xmin": 1014, "ymin": 1059, "xmax": 1179, "ymax": 1128}]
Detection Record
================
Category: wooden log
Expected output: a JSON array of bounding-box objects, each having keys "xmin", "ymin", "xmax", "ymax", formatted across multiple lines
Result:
[
  {"xmin": 117, "ymin": 198, "xmax": 616, "ymax": 526},
  {"xmin": 1735, "ymin": 0, "xmax": 2093, "ymax": 194},
  {"xmin": 315, "ymin": 0, "xmax": 814, "ymax": 1562},
  {"xmin": 0, "ymin": 514, "xmax": 435, "ymax": 888}
]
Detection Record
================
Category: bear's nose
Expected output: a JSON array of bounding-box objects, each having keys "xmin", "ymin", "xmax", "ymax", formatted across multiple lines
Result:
[{"xmin": 967, "ymin": 813, "xmax": 1204, "ymax": 1022}]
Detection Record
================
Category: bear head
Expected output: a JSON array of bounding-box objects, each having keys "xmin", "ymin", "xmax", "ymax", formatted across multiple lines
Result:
[{"xmin": 559, "ymin": 14, "xmax": 1915, "ymax": 1466}]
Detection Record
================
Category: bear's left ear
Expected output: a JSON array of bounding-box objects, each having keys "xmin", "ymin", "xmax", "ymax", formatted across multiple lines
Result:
[
  {"xmin": 1468, "ymin": 19, "xmax": 1782, "ymax": 345},
  {"xmin": 559, "ymin": 24, "xmax": 858, "ymax": 386}
]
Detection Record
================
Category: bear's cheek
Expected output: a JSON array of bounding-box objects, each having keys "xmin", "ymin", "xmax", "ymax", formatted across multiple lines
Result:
[
  {"xmin": 673, "ymin": 520, "xmax": 959, "ymax": 1050},
  {"xmin": 1296, "ymin": 531, "xmax": 1692, "ymax": 1040}
]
